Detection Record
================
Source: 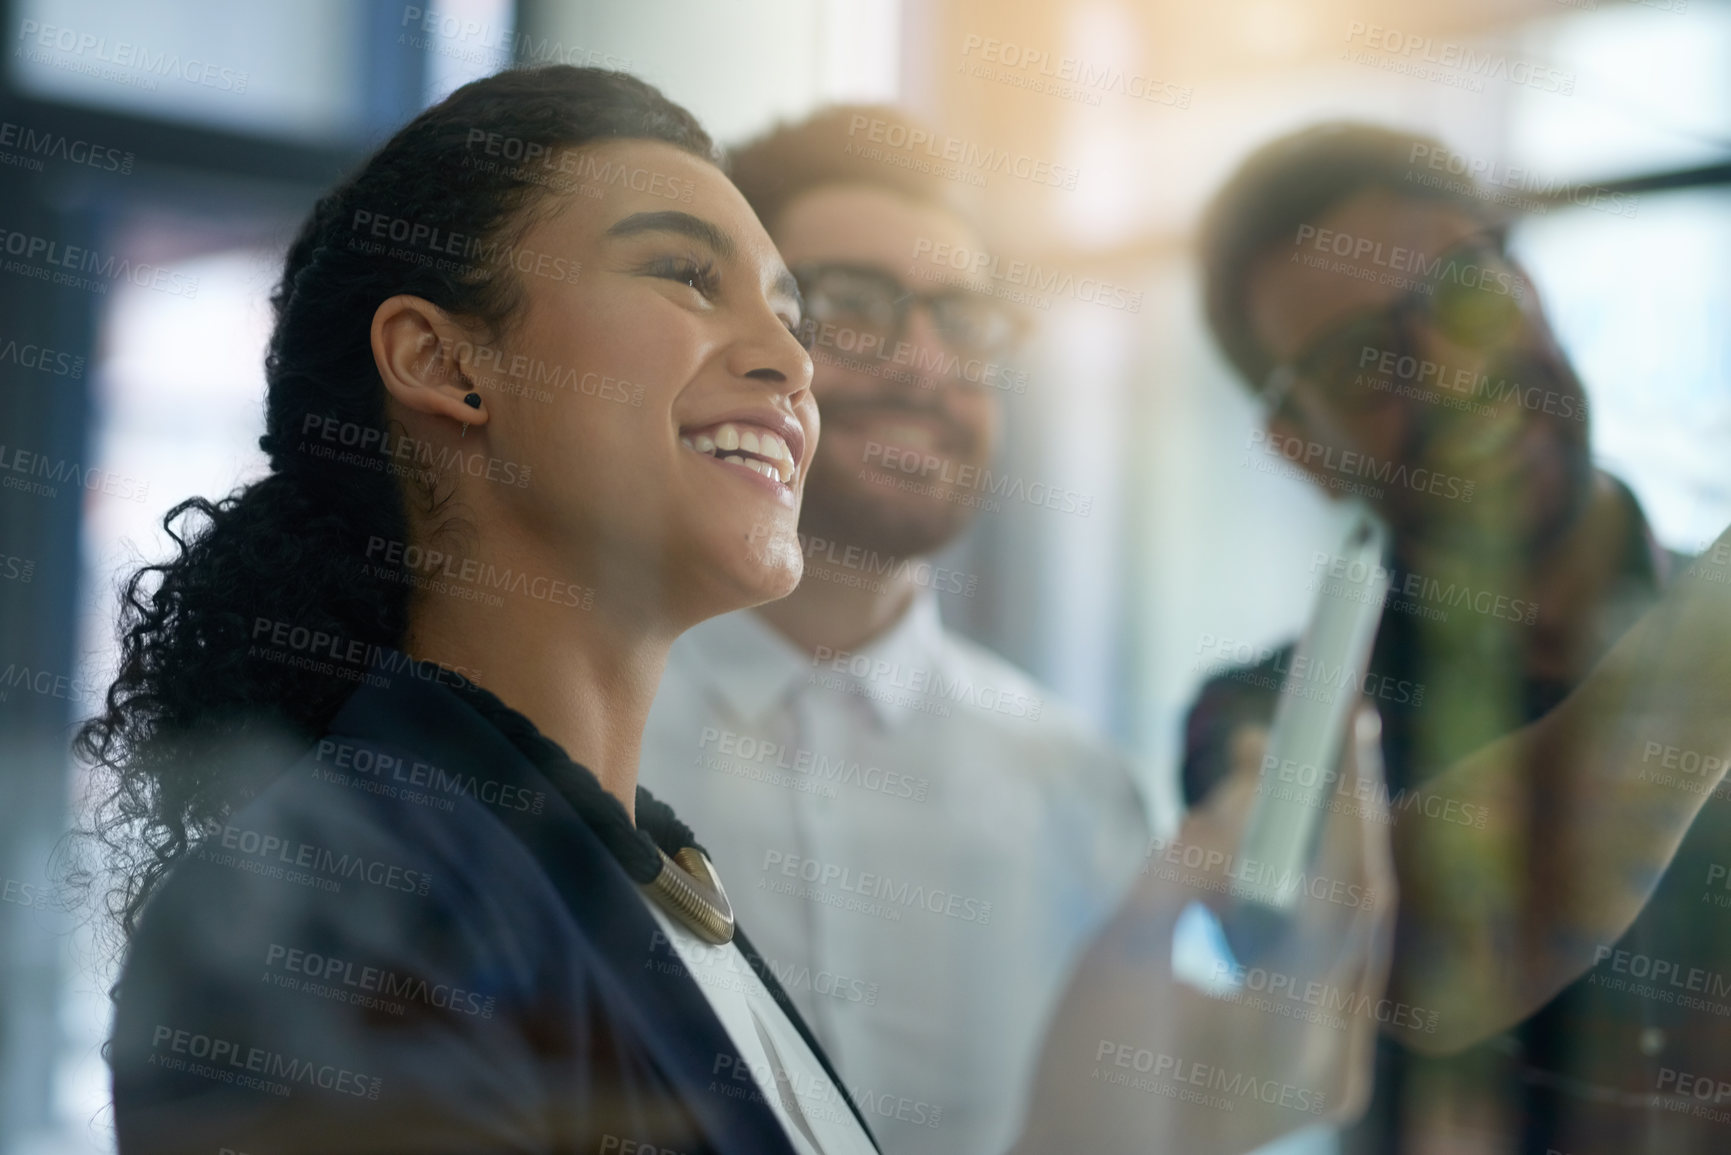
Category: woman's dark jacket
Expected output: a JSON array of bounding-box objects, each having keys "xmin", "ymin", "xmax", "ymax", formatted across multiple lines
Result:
[{"xmin": 109, "ymin": 656, "xmax": 879, "ymax": 1154}]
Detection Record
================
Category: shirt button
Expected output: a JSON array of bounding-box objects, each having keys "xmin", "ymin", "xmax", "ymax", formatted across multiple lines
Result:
[{"xmin": 1639, "ymin": 1027, "xmax": 1666, "ymax": 1056}]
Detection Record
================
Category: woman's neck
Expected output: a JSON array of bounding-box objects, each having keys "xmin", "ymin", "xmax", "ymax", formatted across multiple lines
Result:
[{"xmin": 400, "ymin": 541, "xmax": 673, "ymax": 826}]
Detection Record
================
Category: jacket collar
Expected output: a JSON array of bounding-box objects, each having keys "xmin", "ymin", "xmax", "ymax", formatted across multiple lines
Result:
[
  {"xmin": 327, "ymin": 652, "xmax": 878, "ymax": 1151},
  {"xmin": 327, "ymin": 656, "xmax": 802, "ymax": 1153}
]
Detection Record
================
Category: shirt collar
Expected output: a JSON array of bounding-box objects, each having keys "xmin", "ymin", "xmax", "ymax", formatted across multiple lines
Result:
[
  {"xmin": 676, "ymin": 606, "xmax": 809, "ymax": 725},
  {"xmin": 676, "ymin": 588, "xmax": 949, "ymax": 731},
  {"xmin": 841, "ymin": 588, "xmax": 947, "ymax": 731}
]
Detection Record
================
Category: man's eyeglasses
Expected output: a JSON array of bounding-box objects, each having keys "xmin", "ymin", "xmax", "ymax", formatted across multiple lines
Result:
[
  {"xmin": 1261, "ymin": 233, "xmax": 1531, "ymax": 421},
  {"xmin": 793, "ymin": 262, "xmax": 1027, "ymax": 359}
]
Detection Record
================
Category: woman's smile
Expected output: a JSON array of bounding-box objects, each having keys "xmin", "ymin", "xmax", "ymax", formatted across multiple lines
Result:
[{"xmin": 680, "ymin": 413, "xmax": 808, "ymax": 506}]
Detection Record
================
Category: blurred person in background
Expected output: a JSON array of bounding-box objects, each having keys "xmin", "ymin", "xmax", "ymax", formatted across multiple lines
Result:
[
  {"xmin": 639, "ymin": 106, "xmax": 1179, "ymax": 1155},
  {"xmin": 1185, "ymin": 121, "xmax": 1731, "ymax": 1155}
]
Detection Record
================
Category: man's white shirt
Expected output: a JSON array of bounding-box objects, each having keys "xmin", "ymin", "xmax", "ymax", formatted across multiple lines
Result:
[{"xmin": 642, "ymin": 591, "xmax": 1174, "ymax": 1155}]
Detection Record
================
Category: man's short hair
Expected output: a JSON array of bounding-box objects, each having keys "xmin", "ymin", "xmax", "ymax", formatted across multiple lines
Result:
[
  {"xmin": 726, "ymin": 105, "xmax": 976, "ymax": 237},
  {"xmin": 1199, "ymin": 122, "xmax": 1499, "ymax": 391}
]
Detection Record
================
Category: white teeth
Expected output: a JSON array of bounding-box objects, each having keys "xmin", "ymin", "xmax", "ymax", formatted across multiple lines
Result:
[
  {"xmin": 687, "ymin": 422, "xmax": 797, "ymax": 485},
  {"xmin": 759, "ymin": 431, "xmax": 791, "ymax": 463},
  {"xmin": 716, "ymin": 456, "xmax": 782, "ymax": 483},
  {"xmin": 680, "ymin": 436, "xmax": 694, "ymax": 449}
]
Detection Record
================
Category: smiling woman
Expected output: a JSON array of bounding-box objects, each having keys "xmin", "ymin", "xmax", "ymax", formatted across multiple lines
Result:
[{"xmin": 76, "ymin": 66, "xmax": 876, "ymax": 1155}]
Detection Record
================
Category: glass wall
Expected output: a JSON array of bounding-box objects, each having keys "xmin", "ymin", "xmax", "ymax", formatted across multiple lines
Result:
[{"xmin": 3, "ymin": 2, "xmax": 1728, "ymax": 1154}]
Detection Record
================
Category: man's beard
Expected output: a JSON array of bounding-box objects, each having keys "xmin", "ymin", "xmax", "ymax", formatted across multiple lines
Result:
[
  {"xmin": 797, "ymin": 446, "xmax": 981, "ymax": 561},
  {"xmin": 798, "ymin": 392, "xmax": 987, "ymax": 562}
]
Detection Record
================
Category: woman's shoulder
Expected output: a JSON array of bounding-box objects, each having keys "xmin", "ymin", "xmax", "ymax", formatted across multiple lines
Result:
[
  {"xmin": 116, "ymin": 731, "xmax": 589, "ymax": 1027},
  {"xmin": 107, "ymin": 731, "xmax": 620, "ymax": 1150}
]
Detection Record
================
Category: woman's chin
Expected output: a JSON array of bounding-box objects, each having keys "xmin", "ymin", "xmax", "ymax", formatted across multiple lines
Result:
[
  {"xmin": 678, "ymin": 547, "xmax": 802, "ymax": 624},
  {"xmin": 755, "ymin": 565, "xmax": 803, "ymax": 606},
  {"xmin": 736, "ymin": 556, "xmax": 802, "ymax": 608}
]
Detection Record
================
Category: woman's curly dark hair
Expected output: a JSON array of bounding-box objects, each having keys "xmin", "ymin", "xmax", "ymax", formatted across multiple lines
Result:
[{"xmin": 72, "ymin": 65, "xmax": 716, "ymax": 944}]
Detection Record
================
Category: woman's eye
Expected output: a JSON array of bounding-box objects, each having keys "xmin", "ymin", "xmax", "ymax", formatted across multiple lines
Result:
[{"xmin": 649, "ymin": 257, "xmax": 718, "ymax": 298}]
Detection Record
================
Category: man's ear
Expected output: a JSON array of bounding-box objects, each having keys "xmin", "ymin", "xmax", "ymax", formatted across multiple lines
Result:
[{"xmin": 371, "ymin": 295, "xmax": 487, "ymax": 432}]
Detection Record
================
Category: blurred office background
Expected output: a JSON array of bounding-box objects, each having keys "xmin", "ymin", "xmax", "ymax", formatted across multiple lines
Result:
[{"xmin": 0, "ymin": 0, "xmax": 1726, "ymax": 1151}]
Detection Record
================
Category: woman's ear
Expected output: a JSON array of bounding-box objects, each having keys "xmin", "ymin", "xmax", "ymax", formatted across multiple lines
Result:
[{"xmin": 371, "ymin": 295, "xmax": 488, "ymax": 433}]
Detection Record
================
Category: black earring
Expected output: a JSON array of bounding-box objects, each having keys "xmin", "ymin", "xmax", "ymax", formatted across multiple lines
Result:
[{"xmin": 463, "ymin": 392, "xmax": 481, "ymax": 409}]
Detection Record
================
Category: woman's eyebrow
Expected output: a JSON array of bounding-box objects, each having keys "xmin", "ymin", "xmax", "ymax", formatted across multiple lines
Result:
[
  {"xmin": 771, "ymin": 268, "xmax": 803, "ymax": 314},
  {"xmin": 605, "ymin": 210, "xmax": 735, "ymax": 260}
]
